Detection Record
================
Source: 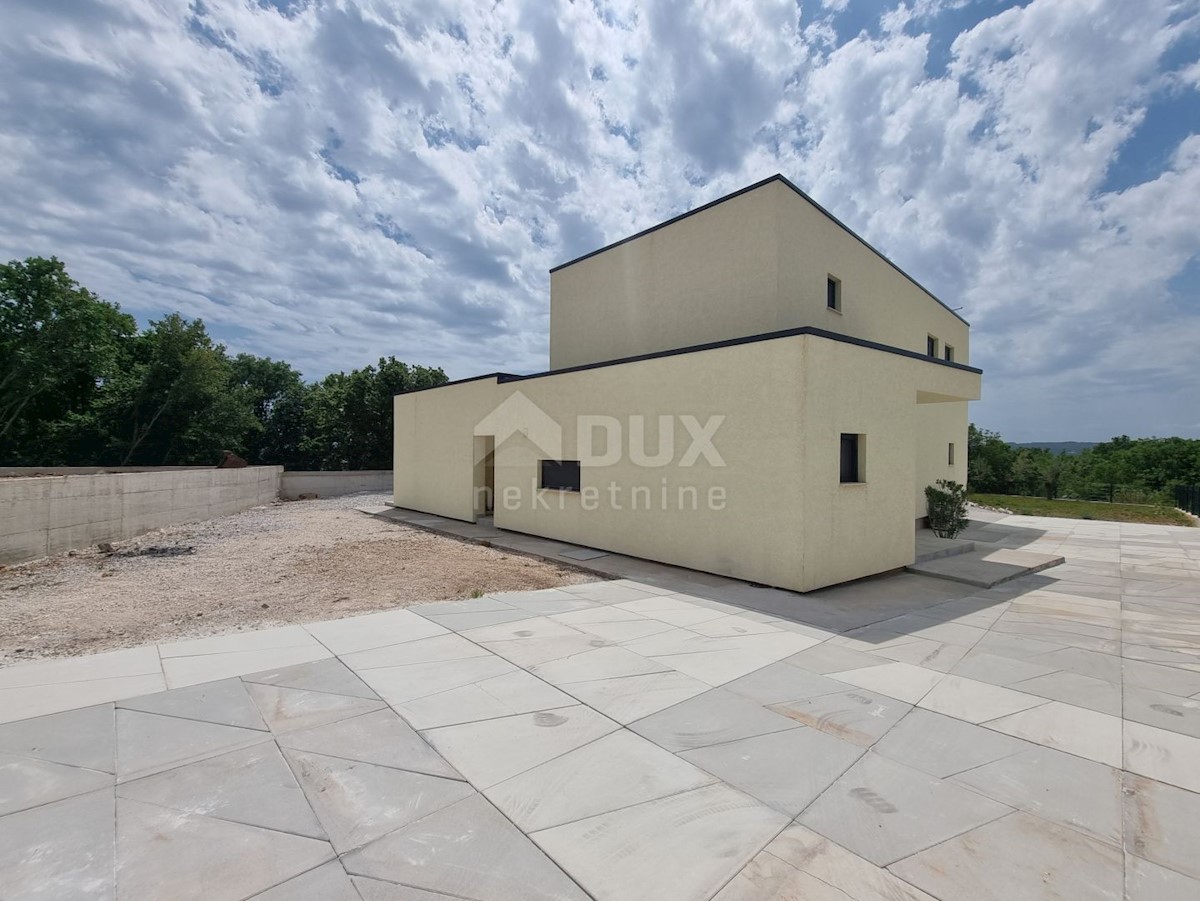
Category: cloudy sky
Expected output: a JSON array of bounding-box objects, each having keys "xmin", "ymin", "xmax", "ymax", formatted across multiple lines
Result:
[{"xmin": 2, "ymin": 0, "xmax": 1198, "ymax": 441}]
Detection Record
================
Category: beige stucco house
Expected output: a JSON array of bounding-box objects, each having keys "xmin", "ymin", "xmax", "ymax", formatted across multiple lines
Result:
[{"xmin": 393, "ymin": 175, "xmax": 980, "ymax": 592}]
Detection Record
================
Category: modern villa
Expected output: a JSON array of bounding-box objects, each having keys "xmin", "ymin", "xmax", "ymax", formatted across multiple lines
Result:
[{"xmin": 393, "ymin": 175, "xmax": 981, "ymax": 592}]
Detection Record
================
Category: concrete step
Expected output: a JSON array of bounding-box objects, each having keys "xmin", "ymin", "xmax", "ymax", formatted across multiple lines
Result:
[
  {"xmin": 906, "ymin": 547, "xmax": 1065, "ymax": 589},
  {"xmin": 914, "ymin": 531, "xmax": 977, "ymax": 564}
]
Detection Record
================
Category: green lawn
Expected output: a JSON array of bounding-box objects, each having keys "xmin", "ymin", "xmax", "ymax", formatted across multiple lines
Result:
[{"xmin": 969, "ymin": 494, "xmax": 1195, "ymax": 527}]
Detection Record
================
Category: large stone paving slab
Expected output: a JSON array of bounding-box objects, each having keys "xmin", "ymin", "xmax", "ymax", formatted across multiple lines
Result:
[
  {"xmin": 950, "ymin": 746, "xmax": 1122, "ymax": 844},
  {"xmin": 243, "ymin": 682, "xmax": 386, "ymax": 734},
  {"xmin": 1126, "ymin": 855, "xmax": 1200, "ymax": 901},
  {"xmin": 4, "ymin": 519, "xmax": 1200, "ymax": 900},
  {"xmin": 630, "ymin": 687, "xmax": 800, "ymax": 751},
  {"xmin": 303, "ymin": 609, "xmax": 447, "ymax": 654},
  {"xmin": 242, "ymin": 657, "xmax": 379, "ymax": 700},
  {"xmin": 719, "ymin": 660, "xmax": 851, "ymax": 706},
  {"xmin": 422, "ymin": 705, "xmax": 619, "ymax": 788},
  {"xmin": 530, "ymin": 645, "xmax": 669, "ymax": 683},
  {"xmin": 680, "ymin": 725, "xmax": 864, "ymax": 815},
  {"xmin": 117, "ymin": 678, "xmax": 268, "ymax": 729},
  {"xmin": 531, "ymin": 783, "xmax": 789, "ymax": 901},
  {"xmin": 116, "ymin": 797, "xmax": 334, "ymax": 901},
  {"xmin": 277, "ymin": 707, "xmax": 461, "ymax": 779},
  {"xmin": 285, "ymin": 748, "xmax": 475, "ymax": 852},
  {"xmin": 356, "ymin": 655, "xmax": 517, "ymax": 706},
  {"xmin": 870, "ymin": 708, "xmax": 1028, "ymax": 778},
  {"xmin": 383, "ymin": 668, "xmax": 577, "ymax": 729},
  {"xmin": 117, "ymin": 742, "xmax": 325, "ymax": 839},
  {"xmin": 767, "ymin": 687, "xmax": 911, "ymax": 747},
  {"xmin": 1123, "ymin": 683, "xmax": 1200, "ymax": 737},
  {"xmin": 916, "ymin": 674, "xmax": 1047, "ymax": 723},
  {"xmin": 890, "ymin": 810, "xmax": 1124, "ymax": 901},
  {"xmin": 0, "ymin": 703, "xmax": 116, "ymax": 771},
  {"xmin": 0, "ymin": 788, "xmax": 115, "ymax": 900},
  {"xmin": 558, "ymin": 670, "xmax": 711, "ymax": 723},
  {"xmin": 762, "ymin": 824, "xmax": 937, "ymax": 901},
  {"xmin": 114, "ymin": 708, "xmax": 271, "ymax": 780},
  {"xmin": 712, "ymin": 850, "xmax": 864, "ymax": 901},
  {"xmin": 343, "ymin": 793, "xmax": 589, "ymax": 901},
  {"xmin": 829, "ymin": 661, "xmax": 945, "ymax": 704},
  {"xmin": 797, "ymin": 751, "xmax": 1011, "ymax": 865},
  {"xmin": 1123, "ymin": 772, "xmax": 1200, "ymax": 881},
  {"xmin": 254, "ymin": 861, "xmax": 360, "ymax": 900},
  {"xmin": 0, "ymin": 751, "xmax": 113, "ymax": 815},
  {"xmin": 354, "ymin": 877, "xmax": 467, "ymax": 901},
  {"xmin": 485, "ymin": 729, "xmax": 715, "ymax": 832},
  {"xmin": 985, "ymin": 700, "xmax": 1123, "ymax": 766}
]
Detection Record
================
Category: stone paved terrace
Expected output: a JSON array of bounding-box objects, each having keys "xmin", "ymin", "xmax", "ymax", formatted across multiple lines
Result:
[{"xmin": 1, "ymin": 514, "xmax": 1198, "ymax": 900}]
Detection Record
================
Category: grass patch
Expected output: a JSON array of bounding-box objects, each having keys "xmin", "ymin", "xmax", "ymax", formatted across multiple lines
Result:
[{"xmin": 969, "ymin": 494, "xmax": 1195, "ymax": 527}]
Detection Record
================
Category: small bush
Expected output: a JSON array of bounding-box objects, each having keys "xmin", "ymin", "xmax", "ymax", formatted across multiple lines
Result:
[{"xmin": 926, "ymin": 479, "xmax": 969, "ymax": 538}]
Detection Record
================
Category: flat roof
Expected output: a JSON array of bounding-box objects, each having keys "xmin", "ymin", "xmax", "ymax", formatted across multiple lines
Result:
[
  {"xmin": 549, "ymin": 174, "xmax": 969, "ymax": 327},
  {"xmin": 395, "ymin": 325, "xmax": 981, "ymax": 396}
]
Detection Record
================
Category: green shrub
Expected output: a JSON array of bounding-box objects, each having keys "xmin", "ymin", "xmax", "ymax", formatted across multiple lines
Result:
[{"xmin": 926, "ymin": 479, "xmax": 969, "ymax": 538}]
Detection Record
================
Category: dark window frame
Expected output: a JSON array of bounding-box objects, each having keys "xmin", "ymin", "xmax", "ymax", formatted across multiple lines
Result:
[
  {"xmin": 948, "ymin": 442, "xmax": 956, "ymax": 465},
  {"xmin": 539, "ymin": 459, "xmax": 581, "ymax": 492},
  {"xmin": 944, "ymin": 344, "xmax": 955, "ymax": 363},
  {"xmin": 840, "ymin": 433, "xmax": 863, "ymax": 484},
  {"xmin": 826, "ymin": 275, "xmax": 842, "ymax": 311},
  {"xmin": 927, "ymin": 335, "xmax": 939, "ymax": 358}
]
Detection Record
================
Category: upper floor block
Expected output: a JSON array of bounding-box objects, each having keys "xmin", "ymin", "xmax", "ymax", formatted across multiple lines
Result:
[{"xmin": 549, "ymin": 175, "xmax": 969, "ymax": 370}]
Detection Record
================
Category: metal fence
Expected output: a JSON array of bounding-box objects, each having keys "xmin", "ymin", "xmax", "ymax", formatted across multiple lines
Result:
[{"xmin": 1176, "ymin": 485, "xmax": 1200, "ymax": 517}]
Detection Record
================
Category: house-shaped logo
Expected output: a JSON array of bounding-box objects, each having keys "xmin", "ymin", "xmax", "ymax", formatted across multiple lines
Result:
[{"xmin": 474, "ymin": 390, "xmax": 563, "ymax": 462}]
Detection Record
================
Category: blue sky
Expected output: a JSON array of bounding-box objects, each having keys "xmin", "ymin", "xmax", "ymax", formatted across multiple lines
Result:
[{"xmin": 1, "ymin": 0, "xmax": 1198, "ymax": 441}]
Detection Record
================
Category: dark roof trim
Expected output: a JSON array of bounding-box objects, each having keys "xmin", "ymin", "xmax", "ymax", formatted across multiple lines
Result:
[
  {"xmin": 396, "ymin": 371, "xmax": 519, "ymax": 395},
  {"xmin": 394, "ymin": 326, "xmax": 981, "ymax": 396},
  {"xmin": 548, "ymin": 174, "xmax": 970, "ymax": 327}
]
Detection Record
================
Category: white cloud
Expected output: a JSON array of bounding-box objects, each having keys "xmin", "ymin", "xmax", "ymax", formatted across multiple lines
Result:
[{"xmin": 0, "ymin": 0, "xmax": 1197, "ymax": 440}]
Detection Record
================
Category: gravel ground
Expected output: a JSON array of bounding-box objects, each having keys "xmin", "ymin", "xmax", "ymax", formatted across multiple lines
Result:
[{"xmin": 0, "ymin": 493, "xmax": 594, "ymax": 665}]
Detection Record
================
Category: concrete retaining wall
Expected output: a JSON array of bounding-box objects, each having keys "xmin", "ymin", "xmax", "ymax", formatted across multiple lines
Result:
[
  {"xmin": 279, "ymin": 470, "xmax": 393, "ymax": 500},
  {"xmin": 0, "ymin": 466, "xmax": 282, "ymax": 564}
]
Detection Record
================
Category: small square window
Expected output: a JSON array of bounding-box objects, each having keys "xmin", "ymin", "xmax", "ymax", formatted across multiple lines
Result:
[
  {"xmin": 948, "ymin": 443, "xmax": 956, "ymax": 465},
  {"xmin": 540, "ymin": 460, "xmax": 581, "ymax": 491},
  {"xmin": 944, "ymin": 345, "xmax": 955, "ymax": 363},
  {"xmin": 826, "ymin": 276, "xmax": 841, "ymax": 312},
  {"xmin": 927, "ymin": 335, "xmax": 939, "ymax": 358},
  {"xmin": 840, "ymin": 433, "xmax": 863, "ymax": 483}
]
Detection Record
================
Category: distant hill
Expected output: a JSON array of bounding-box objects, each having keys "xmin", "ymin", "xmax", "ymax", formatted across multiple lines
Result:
[{"xmin": 1012, "ymin": 441, "xmax": 1097, "ymax": 455}]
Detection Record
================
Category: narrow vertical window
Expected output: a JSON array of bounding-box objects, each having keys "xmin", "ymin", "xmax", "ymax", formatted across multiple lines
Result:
[
  {"xmin": 927, "ymin": 335, "xmax": 939, "ymax": 358},
  {"xmin": 827, "ymin": 276, "xmax": 841, "ymax": 311},
  {"xmin": 948, "ymin": 443, "xmax": 956, "ymax": 465},
  {"xmin": 944, "ymin": 344, "xmax": 955, "ymax": 362},
  {"xmin": 840, "ymin": 433, "xmax": 863, "ymax": 483}
]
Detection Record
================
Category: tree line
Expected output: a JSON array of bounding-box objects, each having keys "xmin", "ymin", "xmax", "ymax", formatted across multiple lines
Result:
[
  {"xmin": 0, "ymin": 257, "xmax": 447, "ymax": 469},
  {"xmin": 968, "ymin": 425, "xmax": 1200, "ymax": 503}
]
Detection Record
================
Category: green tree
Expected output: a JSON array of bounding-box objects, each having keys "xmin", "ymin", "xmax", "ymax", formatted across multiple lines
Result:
[
  {"xmin": 229, "ymin": 354, "xmax": 308, "ymax": 465},
  {"xmin": 0, "ymin": 257, "xmax": 136, "ymax": 463},
  {"xmin": 967, "ymin": 424, "xmax": 1018, "ymax": 493},
  {"xmin": 301, "ymin": 358, "xmax": 446, "ymax": 469},
  {"xmin": 0, "ymin": 256, "xmax": 451, "ymax": 470},
  {"xmin": 95, "ymin": 314, "xmax": 258, "ymax": 465}
]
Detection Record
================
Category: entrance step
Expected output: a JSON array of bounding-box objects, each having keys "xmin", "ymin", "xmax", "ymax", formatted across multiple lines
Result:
[
  {"xmin": 914, "ymin": 531, "xmax": 977, "ymax": 564},
  {"xmin": 906, "ymin": 547, "xmax": 1065, "ymax": 589}
]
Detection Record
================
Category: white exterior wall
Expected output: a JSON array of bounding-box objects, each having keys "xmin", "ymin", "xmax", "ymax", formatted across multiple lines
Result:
[
  {"xmin": 914, "ymin": 402, "xmax": 970, "ymax": 518},
  {"xmin": 395, "ymin": 333, "xmax": 979, "ymax": 592},
  {"xmin": 549, "ymin": 178, "xmax": 970, "ymax": 369}
]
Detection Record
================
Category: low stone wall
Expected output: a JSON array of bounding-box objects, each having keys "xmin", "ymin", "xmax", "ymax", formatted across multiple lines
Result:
[
  {"xmin": 279, "ymin": 470, "xmax": 393, "ymax": 500},
  {"xmin": 0, "ymin": 466, "xmax": 282, "ymax": 564}
]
